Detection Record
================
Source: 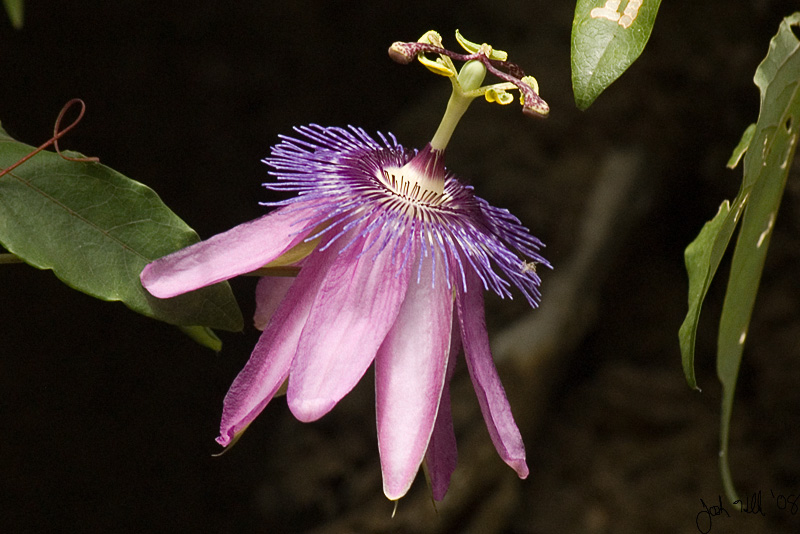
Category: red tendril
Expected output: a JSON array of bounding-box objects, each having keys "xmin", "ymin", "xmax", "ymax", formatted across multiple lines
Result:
[{"xmin": 0, "ymin": 98, "xmax": 99, "ymax": 179}]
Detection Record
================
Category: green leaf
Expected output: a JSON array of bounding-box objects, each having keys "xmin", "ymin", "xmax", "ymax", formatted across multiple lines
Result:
[
  {"xmin": 179, "ymin": 325, "xmax": 223, "ymax": 352},
  {"xmin": 678, "ymin": 197, "xmax": 742, "ymax": 390},
  {"xmin": 678, "ymin": 12, "xmax": 800, "ymax": 504},
  {"xmin": 726, "ymin": 123, "xmax": 756, "ymax": 169},
  {"xmin": 716, "ymin": 12, "xmax": 800, "ymax": 503},
  {"xmin": 3, "ymin": 0, "xmax": 23, "ymax": 30},
  {"xmin": 571, "ymin": 0, "xmax": 662, "ymax": 110},
  {"xmin": 0, "ymin": 125, "xmax": 244, "ymax": 333},
  {"xmin": 679, "ymin": 122, "xmax": 757, "ymax": 390}
]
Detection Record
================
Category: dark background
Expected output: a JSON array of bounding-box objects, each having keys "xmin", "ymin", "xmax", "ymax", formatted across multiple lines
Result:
[{"xmin": 2, "ymin": 1, "xmax": 799, "ymax": 532}]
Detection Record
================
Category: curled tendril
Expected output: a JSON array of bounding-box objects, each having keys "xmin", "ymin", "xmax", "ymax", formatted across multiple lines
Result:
[
  {"xmin": 0, "ymin": 98, "xmax": 99, "ymax": 179},
  {"xmin": 389, "ymin": 30, "xmax": 549, "ymax": 118}
]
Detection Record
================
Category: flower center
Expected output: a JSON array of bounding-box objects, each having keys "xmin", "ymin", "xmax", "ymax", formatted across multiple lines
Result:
[
  {"xmin": 379, "ymin": 167, "xmax": 444, "ymax": 205},
  {"xmin": 379, "ymin": 30, "xmax": 549, "ymax": 205},
  {"xmin": 379, "ymin": 143, "xmax": 447, "ymax": 200}
]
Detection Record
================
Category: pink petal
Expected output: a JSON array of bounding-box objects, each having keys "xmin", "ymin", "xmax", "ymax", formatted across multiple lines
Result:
[
  {"xmin": 253, "ymin": 276, "xmax": 296, "ymax": 330},
  {"xmin": 456, "ymin": 269, "xmax": 529, "ymax": 479},
  {"xmin": 287, "ymin": 232, "xmax": 413, "ymax": 423},
  {"xmin": 141, "ymin": 204, "xmax": 316, "ymax": 298},
  {"xmin": 425, "ymin": 315, "xmax": 461, "ymax": 501},
  {"xmin": 375, "ymin": 248, "xmax": 453, "ymax": 500},
  {"xmin": 216, "ymin": 238, "xmax": 342, "ymax": 446}
]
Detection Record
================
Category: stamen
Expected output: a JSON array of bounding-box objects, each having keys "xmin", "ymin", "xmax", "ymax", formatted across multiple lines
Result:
[
  {"xmin": 378, "ymin": 163, "xmax": 446, "ymax": 207},
  {"xmin": 377, "ymin": 142, "xmax": 447, "ymax": 201},
  {"xmin": 389, "ymin": 30, "xmax": 549, "ymax": 124}
]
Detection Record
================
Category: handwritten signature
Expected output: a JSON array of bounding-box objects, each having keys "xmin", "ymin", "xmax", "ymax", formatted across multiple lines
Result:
[{"xmin": 695, "ymin": 490, "xmax": 799, "ymax": 533}]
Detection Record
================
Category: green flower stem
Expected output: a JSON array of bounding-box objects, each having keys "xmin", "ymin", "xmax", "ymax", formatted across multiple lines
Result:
[
  {"xmin": 430, "ymin": 92, "xmax": 472, "ymax": 150},
  {"xmin": 430, "ymin": 60, "xmax": 486, "ymax": 151}
]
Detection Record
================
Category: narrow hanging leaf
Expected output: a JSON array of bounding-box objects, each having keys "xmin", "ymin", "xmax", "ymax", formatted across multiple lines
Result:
[
  {"xmin": 0, "ymin": 124, "xmax": 244, "ymax": 333},
  {"xmin": 571, "ymin": 0, "xmax": 662, "ymax": 110},
  {"xmin": 678, "ymin": 12, "xmax": 800, "ymax": 504},
  {"xmin": 2, "ymin": 0, "xmax": 23, "ymax": 29},
  {"xmin": 716, "ymin": 12, "xmax": 800, "ymax": 503},
  {"xmin": 678, "ymin": 122, "xmax": 756, "ymax": 390},
  {"xmin": 677, "ymin": 197, "xmax": 740, "ymax": 390}
]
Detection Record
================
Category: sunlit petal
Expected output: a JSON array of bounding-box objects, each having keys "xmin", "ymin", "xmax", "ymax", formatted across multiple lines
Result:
[
  {"xmin": 217, "ymin": 239, "xmax": 344, "ymax": 446},
  {"xmin": 425, "ymin": 313, "xmax": 461, "ymax": 501},
  {"xmin": 141, "ymin": 203, "xmax": 316, "ymax": 298},
  {"xmin": 287, "ymin": 231, "xmax": 414, "ymax": 422},
  {"xmin": 375, "ymin": 247, "xmax": 453, "ymax": 500},
  {"xmin": 457, "ymin": 269, "xmax": 529, "ymax": 478}
]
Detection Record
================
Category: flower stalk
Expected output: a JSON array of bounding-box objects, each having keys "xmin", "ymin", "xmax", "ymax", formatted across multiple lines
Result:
[{"xmin": 430, "ymin": 60, "xmax": 487, "ymax": 150}]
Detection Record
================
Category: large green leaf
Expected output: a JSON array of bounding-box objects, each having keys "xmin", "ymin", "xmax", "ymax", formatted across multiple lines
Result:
[
  {"xmin": 716, "ymin": 12, "xmax": 800, "ymax": 503},
  {"xmin": 678, "ymin": 12, "xmax": 800, "ymax": 504},
  {"xmin": 571, "ymin": 0, "xmax": 662, "ymax": 110},
  {"xmin": 2, "ymin": 0, "xmax": 23, "ymax": 29},
  {"xmin": 0, "ymin": 125, "xmax": 243, "ymax": 333}
]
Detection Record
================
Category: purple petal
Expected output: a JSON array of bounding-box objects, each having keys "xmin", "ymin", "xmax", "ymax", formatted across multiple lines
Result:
[
  {"xmin": 456, "ymin": 269, "xmax": 529, "ymax": 478},
  {"xmin": 375, "ymin": 249, "xmax": 453, "ymax": 500},
  {"xmin": 141, "ymin": 204, "xmax": 315, "ymax": 298},
  {"xmin": 216, "ymin": 239, "xmax": 341, "ymax": 447},
  {"xmin": 287, "ymin": 232, "xmax": 413, "ymax": 423},
  {"xmin": 253, "ymin": 276, "xmax": 296, "ymax": 331},
  {"xmin": 425, "ymin": 314, "xmax": 461, "ymax": 501}
]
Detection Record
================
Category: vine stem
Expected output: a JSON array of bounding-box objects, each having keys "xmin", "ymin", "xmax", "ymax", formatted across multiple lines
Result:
[{"xmin": 0, "ymin": 98, "xmax": 98, "ymax": 179}]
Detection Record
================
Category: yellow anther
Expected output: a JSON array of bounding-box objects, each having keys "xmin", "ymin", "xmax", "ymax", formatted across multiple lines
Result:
[
  {"xmin": 485, "ymin": 87, "xmax": 514, "ymax": 105},
  {"xmin": 392, "ymin": 29, "xmax": 549, "ymax": 126},
  {"xmin": 418, "ymin": 30, "xmax": 443, "ymax": 47},
  {"xmin": 418, "ymin": 55, "xmax": 457, "ymax": 77},
  {"xmin": 521, "ymin": 76, "xmax": 540, "ymax": 95},
  {"xmin": 416, "ymin": 30, "xmax": 458, "ymax": 77},
  {"xmin": 455, "ymin": 29, "xmax": 508, "ymax": 61}
]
